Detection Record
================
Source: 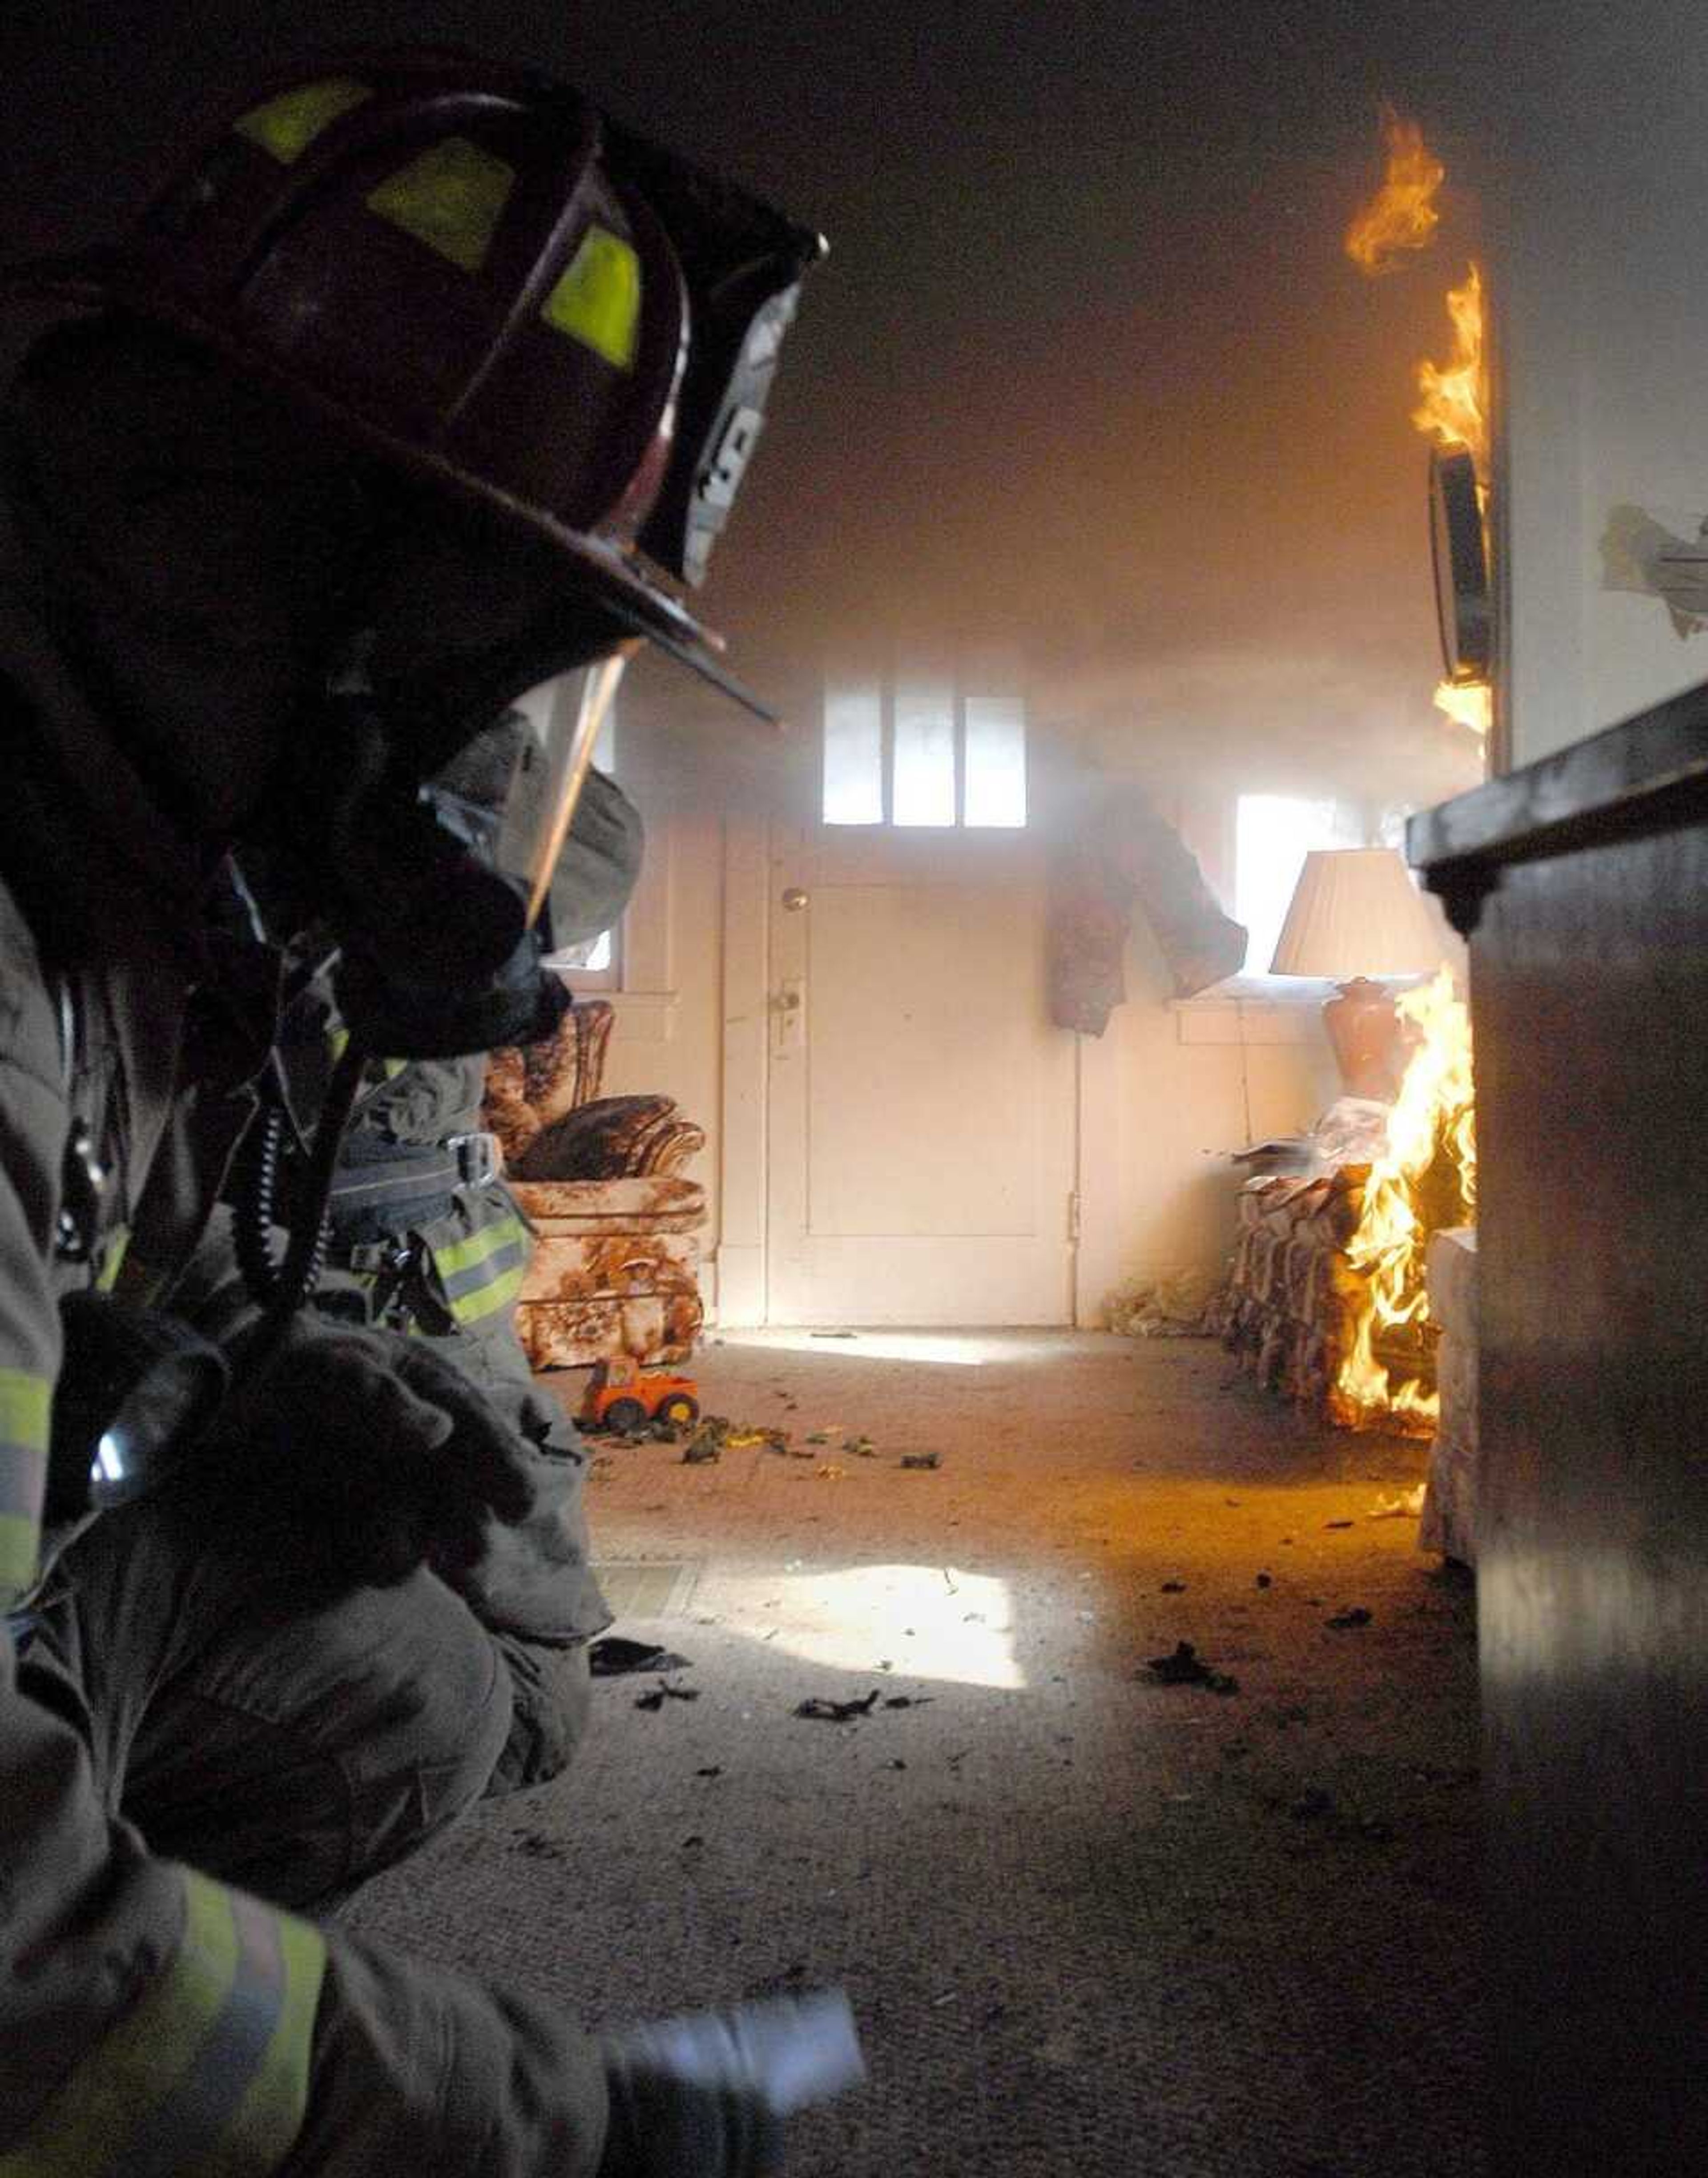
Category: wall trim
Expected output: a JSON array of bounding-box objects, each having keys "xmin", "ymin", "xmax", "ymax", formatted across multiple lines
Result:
[{"xmin": 718, "ymin": 817, "xmax": 771, "ymax": 1324}]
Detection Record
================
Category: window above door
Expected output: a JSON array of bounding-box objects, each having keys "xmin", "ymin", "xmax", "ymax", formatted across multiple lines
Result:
[{"xmin": 823, "ymin": 675, "xmax": 1027, "ymax": 829}]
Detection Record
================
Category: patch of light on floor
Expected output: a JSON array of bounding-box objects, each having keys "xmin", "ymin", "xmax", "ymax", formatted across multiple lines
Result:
[
  {"xmin": 716, "ymin": 1328, "xmax": 1035, "ymax": 1368},
  {"xmin": 723, "ymin": 1563, "xmax": 1025, "ymax": 1690}
]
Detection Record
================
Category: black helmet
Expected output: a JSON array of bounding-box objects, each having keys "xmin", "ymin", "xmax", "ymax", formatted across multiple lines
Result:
[{"xmin": 11, "ymin": 45, "xmax": 825, "ymax": 718}]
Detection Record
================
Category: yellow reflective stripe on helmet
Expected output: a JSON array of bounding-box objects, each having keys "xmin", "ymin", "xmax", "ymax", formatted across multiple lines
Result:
[
  {"xmin": 234, "ymin": 78, "xmax": 372, "ymax": 165},
  {"xmin": 97, "ymin": 1224, "xmax": 131, "ymax": 1294},
  {"xmin": 540, "ymin": 225, "xmax": 641, "ymax": 370},
  {"xmin": 0, "ymin": 1870, "xmax": 326, "ymax": 2178},
  {"xmin": 0, "ymin": 1366, "xmax": 50, "ymax": 1606},
  {"xmin": 367, "ymin": 137, "xmax": 516, "ymax": 274}
]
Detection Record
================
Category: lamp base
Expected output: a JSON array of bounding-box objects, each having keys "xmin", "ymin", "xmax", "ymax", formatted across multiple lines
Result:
[{"xmin": 1322, "ymin": 978, "xmax": 1407, "ymax": 1102}]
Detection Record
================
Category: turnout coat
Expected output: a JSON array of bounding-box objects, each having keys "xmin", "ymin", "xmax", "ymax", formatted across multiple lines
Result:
[{"xmin": 0, "ymin": 584, "xmax": 611, "ymax": 2172}]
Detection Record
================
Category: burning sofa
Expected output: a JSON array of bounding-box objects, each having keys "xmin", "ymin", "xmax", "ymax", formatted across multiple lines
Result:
[{"xmin": 1215, "ymin": 1097, "xmax": 1441, "ymax": 1426}]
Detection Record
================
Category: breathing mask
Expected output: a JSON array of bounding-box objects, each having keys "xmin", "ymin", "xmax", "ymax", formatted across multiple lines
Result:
[{"xmin": 271, "ymin": 640, "xmax": 631, "ymax": 1059}]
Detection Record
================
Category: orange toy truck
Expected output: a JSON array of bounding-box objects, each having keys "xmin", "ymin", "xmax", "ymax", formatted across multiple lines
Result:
[{"xmin": 579, "ymin": 1355, "xmax": 701, "ymax": 1434}]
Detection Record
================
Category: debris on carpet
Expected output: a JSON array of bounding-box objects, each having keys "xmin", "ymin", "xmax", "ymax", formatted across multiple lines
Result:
[
  {"xmin": 794, "ymin": 1690, "xmax": 935, "ymax": 1723},
  {"xmin": 1368, "ymin": 1484, "xmax": 1427, "ymax": 1518},
  {"xmin": 900, "ymin": 1452, "xmax": 941, "ymax": 1470},
  {"xmin": 679, "ymin": 1416, "xmax": 795, "ymax": 1464},
  {"xmin": 1103, "ymin": 1268, "xmax": 1223, "ymax": 1339},
  {"xmin": 591, "ymin": 1637, "xmax": 693, "ymax": 1677},
  {"xmin": 1326, "ymin": 1606, "xmax": 1374, "ymax": 1629},
  {"xmin": 636, "ymin": 1681, "xmax": 702, "ymax": 1711},
  {"xmin": 1142, "ymin": 1640, "xmax": 1240, "ymax": 1695},
  {"xmin": 796, "ymin": 1691, "xmax": 883, "ymax": 1721},
  {"xmin": 511, "ymin": 1830, "xmax": 569, "ymax": 1861}
]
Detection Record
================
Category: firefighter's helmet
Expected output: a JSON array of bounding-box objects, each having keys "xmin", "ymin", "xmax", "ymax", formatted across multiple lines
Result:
[{"xmin": 10, "ymin": 47, "xmax": 825, "ymax": 714}]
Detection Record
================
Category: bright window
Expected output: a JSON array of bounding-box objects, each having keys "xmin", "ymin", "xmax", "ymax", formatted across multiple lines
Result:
[
  {"xmin": 1235, "ymin": 794, "xmax": 1363, "ymax": 974},
  {"xmin": 892, "ymin": 679, "xmax": 956, "ymax": 827},
  {"xmin": 962, "ymin": 695, "xmax": 1027, "ymax": 829},
  {"xmin": 822, "ymin": 682, "xmax": 885, "ymax": 825},
  {"xmin": 822, "ymin": 676, "xmax": 1028, "ymax": 829}
]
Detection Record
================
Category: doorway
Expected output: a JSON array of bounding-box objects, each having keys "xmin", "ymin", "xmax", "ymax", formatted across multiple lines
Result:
[{"xmin": 763, "ymin": 823, "xmax": 1077, "ymax": 1326}]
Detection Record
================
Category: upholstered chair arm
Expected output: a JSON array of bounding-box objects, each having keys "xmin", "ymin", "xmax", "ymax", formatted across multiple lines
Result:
[{"xmin": 510, "ymin": 1095, "xmax": 706, "ymax": 1183}]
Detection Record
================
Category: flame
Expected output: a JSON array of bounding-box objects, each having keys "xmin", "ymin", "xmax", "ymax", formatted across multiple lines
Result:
[
  {"xmin": 1333, "ymin": 967, "xmax": 1476, "ymax": 1431},
  {"xmin": 1413, "ymin": 263, "xmax": 1487, "ymax": 468},
  {"xmin": 1418, "ymin": 266, "xmax": 1493, "ymax": 736},
  {"xmin": 1432, "ymin": 679, "xmax": 1491, "ymax": 736},
  {"xmin": 1345, "ymin": 105, "xmax": 1446, "ymax": 275}
]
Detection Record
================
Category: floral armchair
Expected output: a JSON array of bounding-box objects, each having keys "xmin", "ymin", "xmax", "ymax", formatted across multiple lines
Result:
[{"xmin": 483, "ymin": 998, "xmax": 707, "ymax": 1371}]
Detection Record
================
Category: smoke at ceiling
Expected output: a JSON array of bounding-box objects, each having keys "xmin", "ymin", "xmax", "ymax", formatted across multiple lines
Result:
[{"xmin": 1, "ymin": 2, "xmax": 1501, "ymax": 821}]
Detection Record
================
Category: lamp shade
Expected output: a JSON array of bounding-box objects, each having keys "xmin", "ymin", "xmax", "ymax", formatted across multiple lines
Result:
[{"xmin": 1269, "ymin": 848, "xmax": 1445, "ymax": 978}]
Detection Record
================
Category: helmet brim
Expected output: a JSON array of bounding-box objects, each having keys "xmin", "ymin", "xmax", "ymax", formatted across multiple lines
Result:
[{"xmin": 1, "ymin": 249, "xmax": 781, "ymax": 724}]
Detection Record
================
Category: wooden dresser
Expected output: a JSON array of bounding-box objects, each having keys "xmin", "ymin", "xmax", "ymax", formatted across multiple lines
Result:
[{"xmin": 1411, "ymin": 686, "xmax": 1708, "ymax": 2178}]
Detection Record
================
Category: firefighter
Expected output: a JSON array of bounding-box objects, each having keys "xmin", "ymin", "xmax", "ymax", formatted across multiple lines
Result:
[
  {"xmin": 0, "ymin": 45, "xmax": 822, "ymax": 2178},
  {"xmin": 133, "ymin": 741, "xmax": 647, "ymax": 1792}
]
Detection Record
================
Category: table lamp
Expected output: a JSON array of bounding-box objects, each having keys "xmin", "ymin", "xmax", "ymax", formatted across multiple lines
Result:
[{"xmin": 1269, "ymin": 847, "xmax": 1446, "ymax": 1099}]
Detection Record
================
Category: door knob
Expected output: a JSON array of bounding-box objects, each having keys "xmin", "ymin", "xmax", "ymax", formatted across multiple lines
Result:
[{"xmin": 781, "ymin": 887, "xmax": 810, "ymax": 912}]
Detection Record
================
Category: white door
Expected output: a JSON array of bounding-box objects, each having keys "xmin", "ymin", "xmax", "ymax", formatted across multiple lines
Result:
[{"xmin": 765, "ymin": 824, "xmax": 1077, "ymax": 1325}]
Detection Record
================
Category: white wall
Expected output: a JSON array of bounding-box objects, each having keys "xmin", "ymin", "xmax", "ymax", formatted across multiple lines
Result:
[
  {"xmin": 591, "ymin": 793, "xmax": 1339, "ymax": 1329},
  {"xmin": 1496, "ymin": 12, "xmax": 1708, "ymax": 765},
  {"xmin": 1075, "ymin": 925, "xmax": 1342, "ymax": 1323}
]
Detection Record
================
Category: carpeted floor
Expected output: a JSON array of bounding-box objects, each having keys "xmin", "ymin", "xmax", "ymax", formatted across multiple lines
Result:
[{"xmin": 349, "ymin": 1330, "xmax": 1483, "ymax": 2178}]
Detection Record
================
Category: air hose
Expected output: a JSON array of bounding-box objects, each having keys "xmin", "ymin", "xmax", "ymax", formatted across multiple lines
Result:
[
  {"xmin": 235, "ymin": 1036, "xmax": 370, "ymax": 1377},
  {"xmin": 233, "ymin": 1104, "xmax": 328, "ymax": 1310}
]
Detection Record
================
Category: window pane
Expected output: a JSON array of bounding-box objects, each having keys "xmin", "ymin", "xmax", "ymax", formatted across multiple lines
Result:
[
  {"xmin": 963, "ymin": 695, "xmax": 1027, "ymax": 828},
  {"xmin": 892, "ymin": 679, "xmax": 956, "ymax": 826},
  {"xmin": 823, "ymin": 681, "xmax": 884, "ymax": 825},
  {"xmin": 1236, "ymin": 794, "xmax": 1355, "ymax": 974},
  {"xmin": 551, "ymin": 926, "xmax": 612, "ymax": 972}
]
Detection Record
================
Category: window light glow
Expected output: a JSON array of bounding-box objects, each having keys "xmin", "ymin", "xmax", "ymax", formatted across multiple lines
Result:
[
  {"xmin": 821, "ymin": 677, "xmax": 1030, "ymax": 830},
  {"xmin": 718, "ymin": 1327, "xmax": 1017, "ymax": 1366},
  {"xmin": 1236, "ymin": 794, "xmax": 1363, "ymax": 974},
  {"xmin": 892, "ymin": 680, "xmax": 956, "ymax": 827},
  {"xmin": 724, "ymin": 1563, "xmax": 1025, "ymax": 1690},
  {"xmin": 823, "ymin": 682, "xmax": 884, "ymax": 825},
  {"xmin": 963, "ymin": 695, "xmax": 1027, "ymax": 828}
]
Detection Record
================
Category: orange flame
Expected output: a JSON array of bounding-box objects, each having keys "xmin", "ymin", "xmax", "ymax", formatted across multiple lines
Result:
[
  {"xmin": 1417, "ymin": 266, "xmax": 1492, "ymax": 737},
  {"xmin": 1432, "ymin": 679, "xmax": 1491, "ymax": 737},
  {"xmin": 1345, "ymin": 105, "xmax": 1446, "ymax": 275},
  {"xmin": 1413, "ymin": 263, "xmax": 1487, "ymax": 468},
  {"xmin": 1334, "ymin": 967, "xmax": 1476, "ymax": 1431}
]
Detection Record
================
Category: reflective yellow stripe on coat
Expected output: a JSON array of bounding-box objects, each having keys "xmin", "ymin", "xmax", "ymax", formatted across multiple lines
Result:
[
  {"xmin": 432, "ymin": 1210, "xmax": 530, "ymax": 1326},
  {"xmin": 0, "ymin": 1365, "xmax": 51, "ymax": 1606},
  {"xmin": 0, "ymin": 1868, "xmax": 326, "ymax": 2178}
]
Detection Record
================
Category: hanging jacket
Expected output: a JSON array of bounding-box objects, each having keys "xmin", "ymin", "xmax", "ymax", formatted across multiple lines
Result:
[{"xmin": 0, "ymin": 580, "xmax": 610, "ymax": 2173}]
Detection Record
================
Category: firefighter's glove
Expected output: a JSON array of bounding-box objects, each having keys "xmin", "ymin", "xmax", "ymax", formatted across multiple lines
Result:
[
  {"xmin": 596, "ymin": 2055, "xmax": 782, "ymax": 2178},
  {"xmin": 200, "ymin": 1320, "xmax": 532, "ymax": 1591}
]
